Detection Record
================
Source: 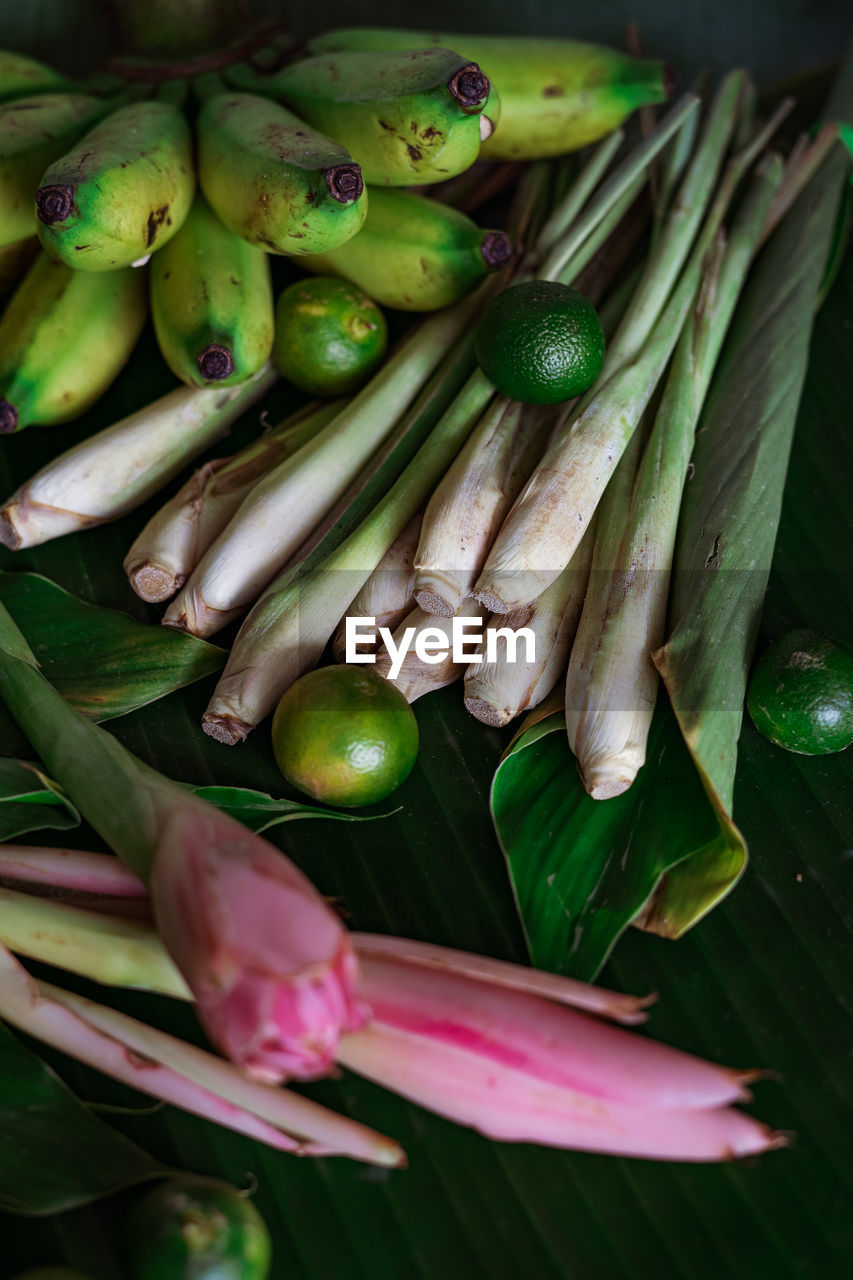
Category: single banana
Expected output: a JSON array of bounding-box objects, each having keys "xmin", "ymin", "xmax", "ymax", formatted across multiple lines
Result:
[
  {"xmin": 0, "ymin": 249, "xmax": 147, "ymax": 432},
  {"xmin": 0, "ymin": 93, "xmax": 106, "ymax": 249},
  {"xmin": 228, "ymin": 47, "xmax": 491, "ymax": 186},
  {"xmin": 151, "ymin": 192, "xmax": 274, "ymax": 387},
  {"xmin": 35, "ymin": 100, "xmax": 195, "ymax": 270},
  {"xmin": 295, "ymin": 187, "xmax": 512, "ymax": 311},
  {"xmin": 197, "ymin": 92, "xmax": 367, "ymax": 255},
  {"xmin": 0, "ymin": 237, "xmax": 38, "ymax": 296},
  {"xmin": 308, "ymin": 28, "xmax": 672, "ymax": 160},
  {"xmin": 0, "ymin": 50, "xmax": 71, "ymax": 102}
]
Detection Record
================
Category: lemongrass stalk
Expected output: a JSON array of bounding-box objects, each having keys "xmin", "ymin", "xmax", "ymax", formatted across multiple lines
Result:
[
  {"xmin": 124, "ymin": 398, "xmax": 345, "ymax": 604},
  {"xmin": 413, "ymin": 398, "xmax": 553, "ymax": 617},
  {"xmin": 606, "ymin": 83, "xmax": 793, "ymax": 374},
  {"xmin": 163, "ymin": 298, "xmax": 479, "ymax": 638},
  {"xmin": 0, "ymin": 886, "xmax": 181, "ymax": 994},
  {"xmin": 0, "ymin": 366, "xmax": 277, "ymax": 550},
  {"xmin": 203, "ymin": 371, "xmax": 495, "ymax": 743},
  {"xmin": 553, "ymin": 170, "xmax": 647, "ymax": 288},
  {"xmin": 652, "ymin": 84, "xmax": 702, "ymax": 237},
  {"xmin": 372, "ymin": 599, "xmax": 484, "ymax": 702},
  {"xmin": 758, "ymin": 123, "xmax": 840, "ymax": 247},
  {"xmin": 536, "ymin": 129, "xmax": 625, "ymax": 254},
  {"xmin": 331, "ymin": 513, "xmax": 421, "ymax": 662},
  {"xmin": 474, "ymin": 98, "xmax": 788, "ymax": 615},
  {"xmin": 538, "ymin": 94, "xmax": 699, "ymax": 281},
  {"xmin": 464, "ymin": 523, "xmax": 594, "ymax": 727},
  {"xmin": 0, "ymin": 844, "xmax": 148, "ymax": 898},
  {"xmin": 567, "ymin": 155, "xmax": 783, "ymax": 799}
]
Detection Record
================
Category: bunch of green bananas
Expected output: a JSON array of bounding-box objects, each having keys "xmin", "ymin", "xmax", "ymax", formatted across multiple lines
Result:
[{"xmin": 0, "ymin": 30, "xmax": 669, "ymax": 431}]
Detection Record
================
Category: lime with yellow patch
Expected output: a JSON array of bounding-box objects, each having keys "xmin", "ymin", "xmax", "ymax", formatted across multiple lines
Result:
[
  {"xmin": 747, "ymin": 629, "xmax": 853, "ymax": 755},
  {"xmin": 475, "ymin": 279, "xmax": 605, "ymax": 404},
  {"xmin": 272, "ymin": 664, "xmax": 419, "ymax": 808},
  {"xmin": 273, "ymin": 275, "xmax": 387, "ymax": 396},
  {"xmin": 124, "ymin": 1176, "xmax": 271, "ymax": 1280}
]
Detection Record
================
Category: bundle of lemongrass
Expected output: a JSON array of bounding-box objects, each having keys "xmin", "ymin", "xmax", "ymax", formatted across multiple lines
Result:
[
  {"xmin": 190, "ymin": 72, "xmax": 836, "ymax": 787},
  {"xmin": 0, "ymin": 70, "xmax": 845, "ymax": 801}
]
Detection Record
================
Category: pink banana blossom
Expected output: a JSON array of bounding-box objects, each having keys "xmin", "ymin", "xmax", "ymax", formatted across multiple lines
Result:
[
  {"xmin": 0, "ymin": 599, "xmax": 366, "ymax": 1084},
  {"xmin": 338, "ymin": 936, "xmax": 786, "ymax": 1162}
]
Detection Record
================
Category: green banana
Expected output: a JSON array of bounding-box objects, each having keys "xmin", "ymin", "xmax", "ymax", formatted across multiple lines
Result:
[
  {"xmin": 308, "ymin": 28, "xmax": 672, "ymax": 160},
  {"xmin": 227, "ymin": 47, "xmax": 492, "ymax": 186},
  {"xmin": 0, "ymin": 237, "xmax": 38, "ymax": 296},
  {"xmin": 197, "ymin": 92, "xmax": 366, "ymax": 255},
  {"xmin": 151, "ymin": 192, "xmax": 274, "ymax": 387},
  {"xmin": 0, "ymin": 49, "xmax": 71, "ymax": 102},
  {"xmin": 0, "ymin": 93, "xmax": 106, "ymax": 250},
  {"xmin": 295, "ymin": 187, "xmax": 512, "ymax": 312},
  {"xmin": 0, "ymin": 250, "xmax": 147, "ymax": 432},
  {"xmin": 35, "ymin": 100, "xmax": 195, "ymax": 271}
]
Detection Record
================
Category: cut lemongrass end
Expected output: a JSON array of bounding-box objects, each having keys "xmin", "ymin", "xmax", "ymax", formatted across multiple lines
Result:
[
  {"xmin": 464, "ymin": 523, "xmax": 593, "ymax": 727},
  {"xmin": 0, "ymin": 366, "xmax": 277, "ymax": 551},
  {"xmin": 163, "ymin": 299, "xmax": 479, "ymax": 638},
  {"xmin": 413, "ymin": 398, "xmax": 553, "ymax": 617},
  {"xmin": 374, "ymin": 599, "xmax": 485, "ymax": 702},
  {"xmin": 125, "ymin": 398, "xmax": 344, "ymax": 604}
]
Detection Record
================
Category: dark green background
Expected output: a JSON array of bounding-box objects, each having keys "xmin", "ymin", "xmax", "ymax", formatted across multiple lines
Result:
[{"xmin": 1, "ymin": 3, "xmax": 852, "ymax": 1277}]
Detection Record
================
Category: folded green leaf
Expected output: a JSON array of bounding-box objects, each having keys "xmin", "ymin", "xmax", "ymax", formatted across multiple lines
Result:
[
  {"xmin": 0, "ymin": 758, "xmax": 79, "ymax": 841},
  {"xmin": 0, "ymin": 1019, "xmax": 162, "ymax": 1216},
  {"xmin": 491, "ymin": 702, "xmax": 744, "ymax": 979},
  {"xmin": 0, "ymin": 571, "xmax": 225, "ymax": 755}
]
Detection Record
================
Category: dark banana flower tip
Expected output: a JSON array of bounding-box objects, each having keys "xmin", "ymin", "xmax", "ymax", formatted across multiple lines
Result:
[
  {"xmin": 0, "ymin": 400, "xmax": 18, "ymax": 434},
  {"xmin": 197, "ymin": 344, "xmax": 235, "ymax": 381},
  {"xmin": 481, "ymin": 231, "xmax": 514, "ymax": 268},
  {"xmin": 448, "ymin": 62, "xmax": 490, "ymax": 110},
  {"xmin": 325, "ymin": 164, "xmax": 363, "ymax": 204},
  {"xmin": 36, "ymin": 183, "xmax": 74, "ymax": 225}
]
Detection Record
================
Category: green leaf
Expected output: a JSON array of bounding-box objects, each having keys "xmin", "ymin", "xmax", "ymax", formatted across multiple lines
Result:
[
  {"xmin": 491, "ymin": 701, "xmax": 746, "ymax": 978},
  {"xmin": 191, "ymin": 784, "xmax": 387, "ymax": 832},
  {"xmin": 0, "ymin": 571, "xmax": 225, "ymax": 756},
  {"xmin": 0, "ymin": 1019, "xmax": 161, "ymax": 1216},
  {"xmin": 0, "ymin": 761, "xmax": 379, "ymax": 842},
  {"xmin": 0, "ymin": 757, "xmax": 79, "ymax": 841}
]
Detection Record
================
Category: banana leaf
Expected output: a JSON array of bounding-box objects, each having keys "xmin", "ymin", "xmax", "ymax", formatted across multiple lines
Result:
[
  {"xmin": 1, "ymin": 3, "xmax": 853, "ymax": 1277},
  {"xmin": 0, "ymin": 1020, "xmax": 162, "ymax": 1215},
  {"xmin": 0, "ymin": 570, "xmax": 225, "ymax": 756}
]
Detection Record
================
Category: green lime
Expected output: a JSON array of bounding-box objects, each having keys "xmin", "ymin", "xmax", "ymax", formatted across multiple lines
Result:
[
  {"xmin": 475, "ymin": 280, "xmax": 605, "ymax": 404},
  {"xmin": 272, "ymin": 665, "xmax": 419, "ymax": 808},
  {"xmin": 273, "ymin": 276, "xmax": 387, "ymax": 395},
  {"xmin": 747, "ymin": 629, "xmax": 853, "ymax": 755},
  {"xmin": 124, "ymin": 1176, "xmax": 271, "ymax": 1280}
]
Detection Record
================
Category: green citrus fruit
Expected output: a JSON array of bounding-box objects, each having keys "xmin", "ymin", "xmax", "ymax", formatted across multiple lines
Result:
[
  {"xmin": 272, "ymin": 665, "xmax": 419, "ymax": 808},
  {"xmin": 273, "ymin": 276, "xmax": 387, "ymax": 396},
  {"xmin": 747, "ymin": 629, "xmax": 853, "ymax": 755},
  {"xmin": 474, "ymin": 280, "xmax": 605, "ymax": 404},
  {"xmin": 124, "ymin": 1176, "xmax": 271, "ymax": 1280}
]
